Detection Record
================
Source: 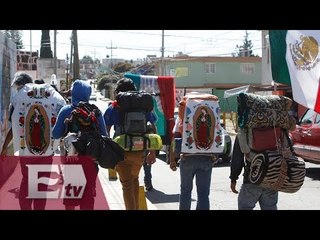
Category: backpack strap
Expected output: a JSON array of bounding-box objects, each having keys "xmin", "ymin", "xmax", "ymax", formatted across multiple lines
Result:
[
  {"xmin": 63, "ymin": 105, "xmax": 76, "ymax": 137},
  {"xmin": 283, "ymin": 129, "xmax": 294, "ymax": 153}
]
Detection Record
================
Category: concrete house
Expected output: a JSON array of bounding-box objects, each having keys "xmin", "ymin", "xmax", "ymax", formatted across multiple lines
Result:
[{"xmin": 156, "ymin": 56, "xmax": 262, "ymax": 112}]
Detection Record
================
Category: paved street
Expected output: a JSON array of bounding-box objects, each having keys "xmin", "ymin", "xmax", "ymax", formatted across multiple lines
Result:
[
  {"xmin": 143, "ymin": 152, "xmax": 320, "ymax": 210},
  {"xmin": 1, "ymin": 92, "xmax": 319, "ymax": 210},
  {"xmin": 97, "ymin": 93, "xmax": 320, "ymax": 210}
]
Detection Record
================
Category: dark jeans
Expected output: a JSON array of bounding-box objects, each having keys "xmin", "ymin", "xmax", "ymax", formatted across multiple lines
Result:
[
  {"xmin": 238, "ymin": 183, "xmax": 278, "ymax": 210},
  {"xmin": 143, "ymin": 159, "xmax": 152, "ymax": 185},
  {"xmin": 179, "ymin": 155, "xmax": 213, "ymax": 210}
]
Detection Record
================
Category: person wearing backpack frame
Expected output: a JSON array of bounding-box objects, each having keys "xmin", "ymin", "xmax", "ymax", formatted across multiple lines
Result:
[
  {"xmin": 103, "ymin": 77, "xmax": 157, "ymax": 210},
  {"xmin": 228, "ymin": 93, "xmax": 296, "ymax": 210},
  {"xmin": 52, "ymin": 79, "xmax": 107, "ymax": 210},
  {"xmin": 229, "ymin": 133, "xmax": 279, "ymax": 210},
  {"xmin": 1, "ymin": 73, "xmax": 34, "ymax": 210},
  {"xmin": 169, "ymin": 95, "xmax": 218, "ymax": 210},
  {"xmin": 1, "ymin": 72, "xmax": 67, "ymax": 210}
]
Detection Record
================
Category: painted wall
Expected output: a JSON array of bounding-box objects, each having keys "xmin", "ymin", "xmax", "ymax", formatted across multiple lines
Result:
[
  {"xmin": 0, "ymin": 32, "xmax": 16, "ymax": 148},
  {"xmin": 166, "ymin": 57, "xmax": 261, "ymax": 112},
  {"xmin": 165, "ymin": 57, "xmax": 261, "ymax": 88},
  {"xmin": 0, "ymin": 32, "xmax": 18, "ymax": 188}
]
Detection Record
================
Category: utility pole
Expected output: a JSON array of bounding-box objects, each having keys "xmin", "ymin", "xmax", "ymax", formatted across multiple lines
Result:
[
  {"xmin": 160, "ymin": 30, "xmax": 165, "ymax": 75},
  {"xmin": 72, "ymin": 30, "xmax": 80, "ymax": 80},
  {"xmin": 53, "ymin": 30, "xmax": 57, "ymax": 75},
  {"xmin": 69, "ymin": 33, "xmax": 73, "ymax": 79},
  {"xmin": 106, "ymin": 41, "xmax": 117, "ymax": 69},
  {"xmin": 30, "ymin": 30, "xmax": 32, "ymax": 71},
  {"xmin": 66, "ymin": 53, "xmax": 69, "ymax": 90}
]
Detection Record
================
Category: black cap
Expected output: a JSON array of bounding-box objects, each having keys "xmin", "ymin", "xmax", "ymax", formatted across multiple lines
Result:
[
  {"xmin": 11, "ymin": 72, "xmax": 33, "ymax": 87},
  {"xmin": 34, "ymin": 79, "xmax": 45, "ymax": 84},
  {"xmin": 115, "ymin": 77, "xmax": 137, "ymax": 94}
]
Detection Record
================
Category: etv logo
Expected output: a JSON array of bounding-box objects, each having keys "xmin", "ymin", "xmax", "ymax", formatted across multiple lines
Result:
[{"xmin": 27, "ymin": 164, "xmax": 87, "ymax": 199}]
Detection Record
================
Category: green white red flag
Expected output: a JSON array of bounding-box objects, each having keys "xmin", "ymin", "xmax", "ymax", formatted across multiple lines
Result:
[{"xmin": 269, "ymin": 30, "xmax": 320, "ymax": 113}]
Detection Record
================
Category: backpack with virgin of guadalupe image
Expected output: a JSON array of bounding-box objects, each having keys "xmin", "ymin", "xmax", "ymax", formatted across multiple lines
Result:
[
  {"xmin": 11, "ymin": 83, "xmax": 66, "ymax": 156},
  {"xmin": 174, "ymin": 92, "xmax": 225, "ymax": 157}
]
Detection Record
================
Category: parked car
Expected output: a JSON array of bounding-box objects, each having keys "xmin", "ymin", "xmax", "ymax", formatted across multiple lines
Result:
[
  {"xmin": 289, "ymin": 108, "xmax": 320, "ymax": 164},
  {"xmin": 89, "ymin": 94, "xmax": 97, "ymax": 102},
  {"xmin": 219, "ymin": 123, "xmax": 232, "ymax": 163}
]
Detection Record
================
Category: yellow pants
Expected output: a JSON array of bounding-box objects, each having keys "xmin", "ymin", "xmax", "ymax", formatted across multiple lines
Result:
[
  {"xmin": 108, "ymin": 169, "xmax": 118, "ymax": 179},
  {"xmin": 115, "ymin": 151, "xmax": 145, "ymax": 210}
]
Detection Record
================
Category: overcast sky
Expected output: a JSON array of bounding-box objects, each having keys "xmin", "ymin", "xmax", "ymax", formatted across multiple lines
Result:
[{"xmin": 20, "ymin": 30, "xmax": 262, "ymax": 61}]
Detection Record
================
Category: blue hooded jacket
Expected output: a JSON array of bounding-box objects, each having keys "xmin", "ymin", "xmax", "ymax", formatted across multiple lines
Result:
[{"xmin": 52, "ymin": 80, "xmax": 107, "ymax": 139}]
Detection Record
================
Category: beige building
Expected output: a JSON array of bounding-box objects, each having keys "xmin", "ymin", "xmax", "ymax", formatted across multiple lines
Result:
[
  {"xmin": 37, "ymin": 58, "xmax": 68, "ymax": 91},
  {"xmin": 17, "ymin": 50, "xmax": 68, "ymax": 91}
]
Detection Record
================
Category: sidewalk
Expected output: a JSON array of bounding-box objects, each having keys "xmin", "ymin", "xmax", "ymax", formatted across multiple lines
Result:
[
  {"xmin": 0, "ymin": 157, "xmax": 157, "ymax": 210},
  {"xmin": 98, "ymin": 168, "xmax": 157, "ymax": 210}
]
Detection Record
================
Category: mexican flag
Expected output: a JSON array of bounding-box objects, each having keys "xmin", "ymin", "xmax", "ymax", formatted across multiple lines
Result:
[{"xmin": 269, "ymin": 30, "xmax": 320, "ymax": 113}]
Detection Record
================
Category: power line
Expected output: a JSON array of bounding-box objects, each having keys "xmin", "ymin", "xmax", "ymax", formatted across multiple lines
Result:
[
  {"xmin": 21, "ymin": 30, "xmax": 262, "ymax": 60},
  {"xmin": 109, "ymin": 30, "xmax": 202, "ymax": 39}
]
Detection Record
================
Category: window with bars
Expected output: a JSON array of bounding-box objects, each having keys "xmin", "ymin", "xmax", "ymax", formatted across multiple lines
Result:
[
  {"xmin": 240, "ymin": 63, "xmax": 255, "ymax": 74},
  {"xmin": 204, "ymin": 63, "xmax": 216, "ymax": 74}
]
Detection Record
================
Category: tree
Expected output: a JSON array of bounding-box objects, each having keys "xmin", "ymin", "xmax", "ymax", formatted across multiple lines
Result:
[
  {"xmin": 97, "ymin": 74, "xmax": 120, "ymax": 100},
  {"xmin": 81, "ymin": 55, "xmax": 93, "ymax": 64},
  {"xmin": 113, "ymin": 62, "xmax": 134, "ymax": 73},
  {"xmin": 40, "ymin": 30, "xmax": 53, "ymax": 58},
  {"xmin": 2, "ymin": 30, "xmax": 24, "ymax": 49},
  {"xmin": 82, "ymin": 55, "xmax": 93, "ymax": 60},
  {"xmin": 233, "ymin": 31, "xmax": 257, "ymax": 57}
]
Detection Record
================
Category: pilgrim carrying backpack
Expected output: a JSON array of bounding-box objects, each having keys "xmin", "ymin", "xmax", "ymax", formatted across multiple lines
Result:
[
  {"xmin": 114, "ymin": 90, "xmax": 162, "ymax": 151},
  {"xmin": 65, "ymin": 101, "xmax": 101, "ymax": 135},
  {"xmin": 237, "ymin": 93, "xmax": 306, "ymax": 193},
  {"xmin": 64, "ymin": 101, "xmax": 124, "ymax": 169}
]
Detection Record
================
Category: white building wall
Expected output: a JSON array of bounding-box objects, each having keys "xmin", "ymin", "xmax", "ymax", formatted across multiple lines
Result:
[{"xmin": 37, "ymin": 58, "xmax": 67, "ymax": 91}]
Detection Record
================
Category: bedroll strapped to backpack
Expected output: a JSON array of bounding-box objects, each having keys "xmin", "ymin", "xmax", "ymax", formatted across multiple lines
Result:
[
  {"xmin": 114, "ymin": 133, "xmax": 162, "ymax": 151},
  {"xmin": 65, "ymin": 101, "xmax": 101, "ymax": 134},
  {"xmin": 115, "ymin": 90, "xmax": 162, "ymax": 151},
  {"xmin": 64, "ymin": 101, "xmax": 125, "ymax": 169}
]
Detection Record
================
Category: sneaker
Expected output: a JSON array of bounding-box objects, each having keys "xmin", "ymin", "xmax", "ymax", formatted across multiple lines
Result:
[{"xmin": 145, "ymin": 183, "xmax": 153, "ymax": 191}]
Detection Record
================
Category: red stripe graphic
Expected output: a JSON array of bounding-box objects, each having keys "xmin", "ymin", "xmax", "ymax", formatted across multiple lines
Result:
[{"xmin": 315, "ymin": 78, "xmax": 320, "ymax": 114}]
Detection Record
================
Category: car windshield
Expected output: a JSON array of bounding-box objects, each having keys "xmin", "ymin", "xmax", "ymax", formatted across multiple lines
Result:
[{"xmin": 300, "ymin": 109, "xmax": 315, "ymax": 125}]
